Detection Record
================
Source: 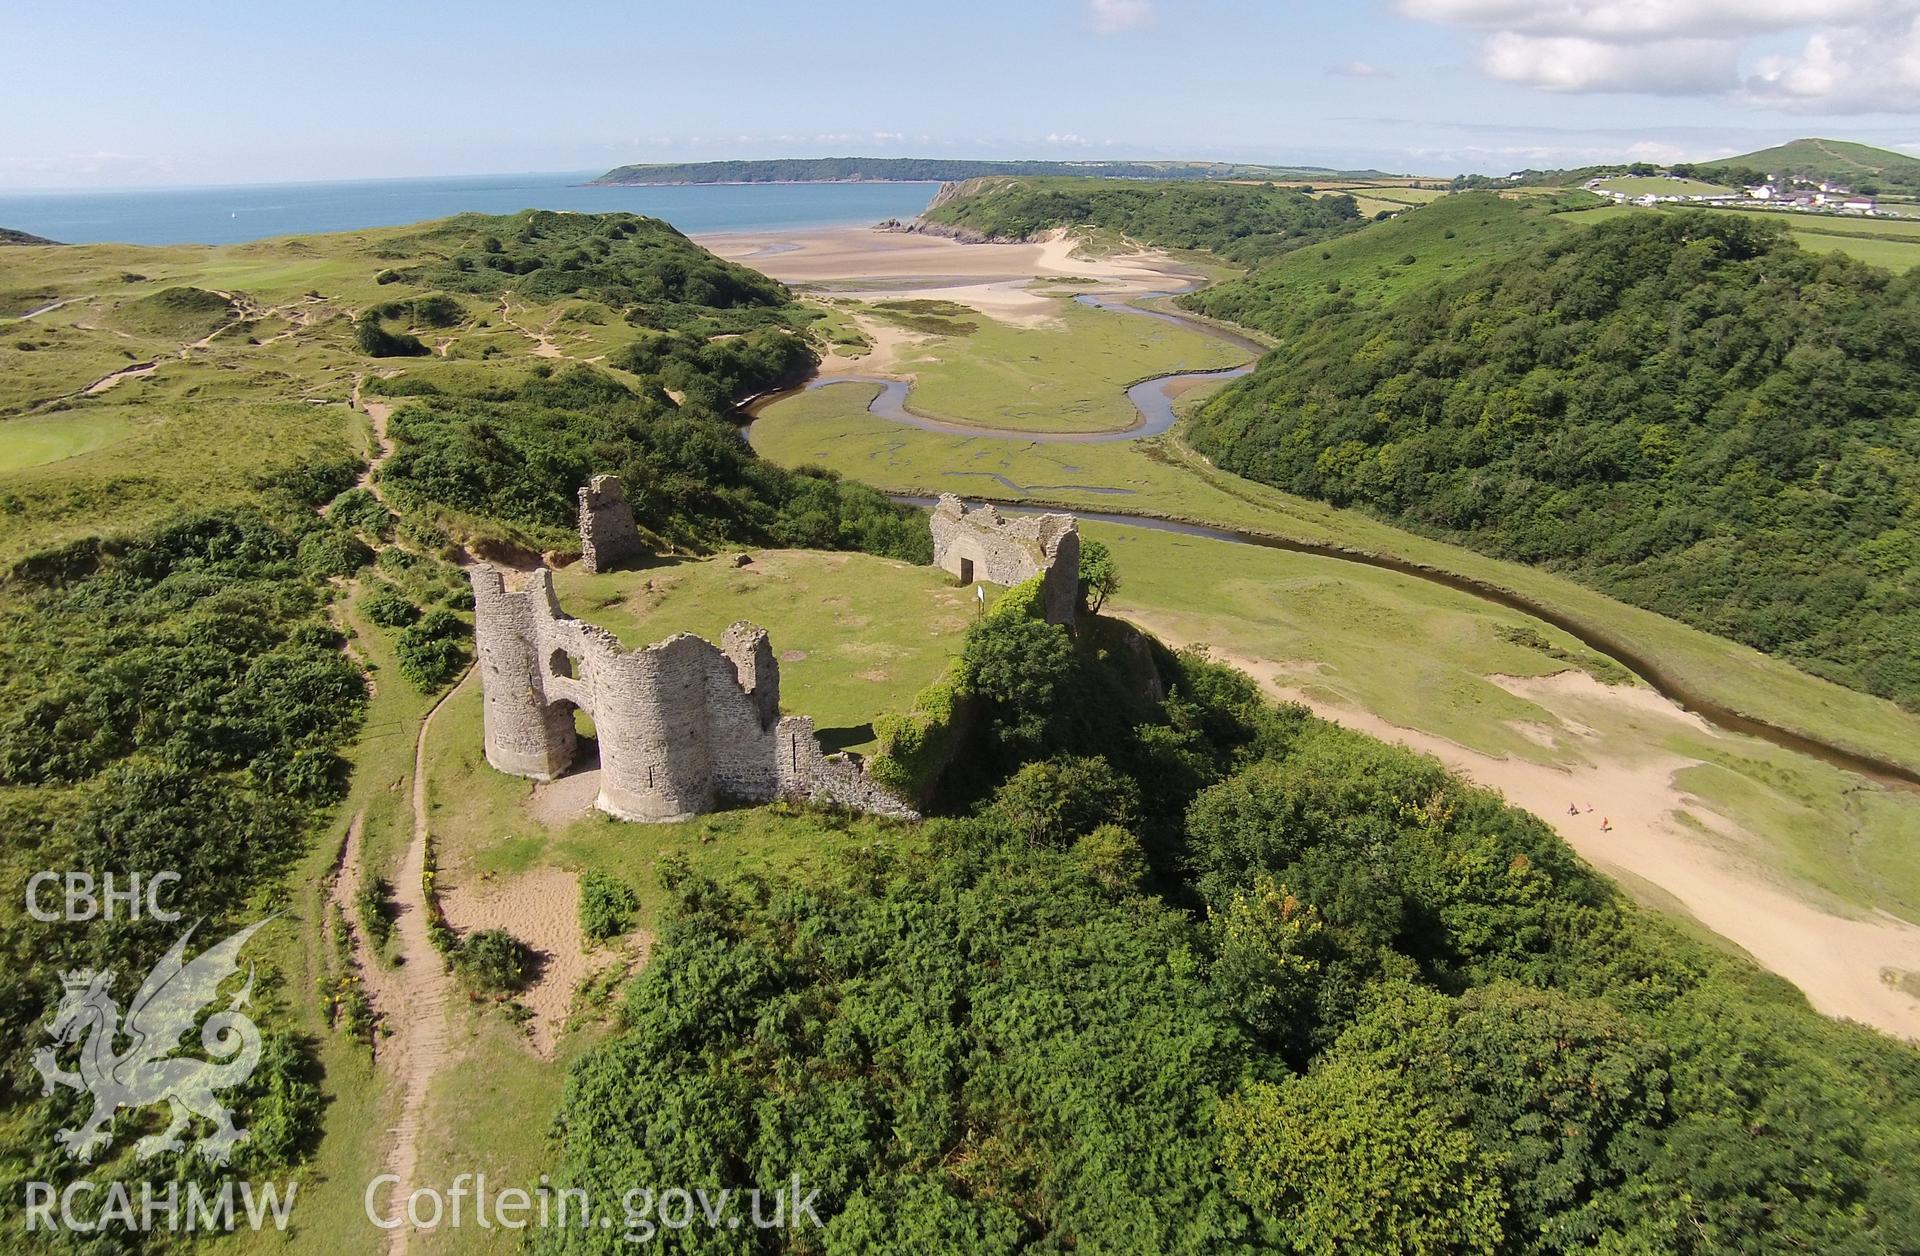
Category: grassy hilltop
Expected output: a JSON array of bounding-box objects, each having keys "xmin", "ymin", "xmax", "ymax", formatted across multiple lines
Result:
[{"xmin": 1698, "ymin": 137, "xmax": 1920, "ymax": 193}]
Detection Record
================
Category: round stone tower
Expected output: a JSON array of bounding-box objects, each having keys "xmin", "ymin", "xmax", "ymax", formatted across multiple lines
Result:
[{"xmin": 469, "ymin": 566, "xmax": 577, "ymax": 779}]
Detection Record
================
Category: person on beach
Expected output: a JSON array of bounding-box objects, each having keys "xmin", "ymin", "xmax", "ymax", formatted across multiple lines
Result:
[{"xmin": 1601, "ymin": 817, "xmax": 1613, "ymax": 833}]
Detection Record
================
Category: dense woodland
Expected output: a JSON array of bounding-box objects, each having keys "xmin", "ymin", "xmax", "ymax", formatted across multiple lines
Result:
[
  {"xmin": 537, "ymin": 588, "xmax": 1920, "ymax": 1253},
  {"xmin": 1186, "ymin": 213, "xmax": 1920, "ymax": 709},
  {"xmin": 922, "ymin": 177, "xmax": 1368, "ymax": 267}
]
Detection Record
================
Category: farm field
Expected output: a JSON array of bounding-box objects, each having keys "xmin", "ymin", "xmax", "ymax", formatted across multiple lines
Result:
[{"xmin": 1593, "ymin": 175, "xmax": 1737, "ymax": 197}]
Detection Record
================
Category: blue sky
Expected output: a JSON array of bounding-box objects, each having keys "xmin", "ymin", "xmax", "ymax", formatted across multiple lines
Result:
[{"xmin": 6, "ymin": 0, "xmax": 1919, "ymax": 188}]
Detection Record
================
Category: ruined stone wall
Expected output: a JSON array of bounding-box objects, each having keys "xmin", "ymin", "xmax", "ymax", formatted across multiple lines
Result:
[
  {"xmin": 576, "ymin": 474, "xmax": 644, "ymax": 573},
  {"xmin": 468, "ymin": 564, "xmax": 918, "ymax": 824},
  {"xmin": 929, "ymin": 494, "xmax": 1080, "ymax": 625}
]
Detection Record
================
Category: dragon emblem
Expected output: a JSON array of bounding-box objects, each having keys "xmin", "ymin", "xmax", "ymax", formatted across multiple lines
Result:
[{"xmin": 33, "ymin": 918, "xmax": 272, "ymax": 1165}]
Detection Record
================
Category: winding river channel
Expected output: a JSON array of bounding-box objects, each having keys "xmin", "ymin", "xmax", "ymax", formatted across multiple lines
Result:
[{"xmin": 746, "ymin": 284, "xmax": 1920, "ymax": 792}]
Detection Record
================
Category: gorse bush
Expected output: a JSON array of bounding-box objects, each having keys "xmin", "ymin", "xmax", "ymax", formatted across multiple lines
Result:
[
  {"xmin": 0, "ymin": 508, "xmax": 364, "ymax": 1191},
  {"xmin": 395, "ymin": 606, "xmax": 469, "ymax": 691},
  {"xmin": 456, "ymin": 929, "xmax": 530, "ymax": 993}
]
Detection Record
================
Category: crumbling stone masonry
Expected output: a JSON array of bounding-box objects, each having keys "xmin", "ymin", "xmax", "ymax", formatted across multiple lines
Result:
[
  {"xmin": 576, "ymin": 474, "xmax": 644, "ymax": 573},
  {"xmin": 929, "ymin": 493, "xmax": 1080, "ymax": 625},
  {"xmin": 469, "ymin": 564, "xmax": 918, "ymax": 823}
]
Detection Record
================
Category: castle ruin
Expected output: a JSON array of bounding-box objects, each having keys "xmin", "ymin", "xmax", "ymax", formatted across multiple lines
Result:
[
  {"xmin": 468, "ymin": 564, "xmax": 918, "ymax": 823},
  {"xmin": 929, "ymin": 493, "xmax": 1080, "ymax": 625},
  {"xmin": 576, "ymin": 474, "xmax": 644, "ymax": 573}
]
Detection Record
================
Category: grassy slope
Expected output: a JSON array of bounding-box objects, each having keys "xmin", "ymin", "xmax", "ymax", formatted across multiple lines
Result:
[
  {"xmin": 1181, "ymin": 192, "xmax": 1583, "ymax": 334},
  {"xmin": 1708, "ymin": 137, "xmax": 1920, "ymax": 181}
]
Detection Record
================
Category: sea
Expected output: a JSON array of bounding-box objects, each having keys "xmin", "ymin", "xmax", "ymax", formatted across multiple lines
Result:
[{"xmin": 0, "ymin": 172, "xmax": 942, "ymax": 247}]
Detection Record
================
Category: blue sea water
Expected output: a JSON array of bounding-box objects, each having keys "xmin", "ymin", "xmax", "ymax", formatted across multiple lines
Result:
[{"xmin": 0, "ymin": 173, "xmax": 942, "ymax": 246}]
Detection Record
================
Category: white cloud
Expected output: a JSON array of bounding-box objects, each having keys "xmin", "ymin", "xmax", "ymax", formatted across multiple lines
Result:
[
  {"xmin": 1745, "ymin": 12, "xmax": 1920, "ymax": 110},
  {"xmin": 1088, "ymin": 0, "xmax": 1154, "ymax": 34},
  {"xmin": 1330, "ymin": 60, "xmax": 1385, "ymax": 77},
  {"xmin": 1403, "ymin": 0, "xmax": 1920, "ymax": 110},
  {"xmin": 1480, "ymin": 33, "xmax": 1737, "ymax": 93},
  {"xmin": 1399, "ymin": 0, "xmax": 1880, "ymax": 39}
]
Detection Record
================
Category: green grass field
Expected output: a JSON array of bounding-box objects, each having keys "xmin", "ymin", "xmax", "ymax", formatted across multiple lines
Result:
[
  {"xmin": 550, "ymin": 548, "xmax": 987, "ymax": 751},
  {"xmin": 851, "ymin": 292, "xmax": 1246, "ymax": 433},
  {"xmin": 0, "ymin": 411, "xmax": 139, "ymax": 470},
  {"xmin": 1594, "ymin": 175, "xmax": 1737, "ymax": 198}
]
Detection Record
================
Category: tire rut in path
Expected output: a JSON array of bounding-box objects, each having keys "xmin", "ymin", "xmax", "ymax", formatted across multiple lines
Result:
[{"xmin": 373, "ymin": 667, "xmax": 470, "ymax": 1254}]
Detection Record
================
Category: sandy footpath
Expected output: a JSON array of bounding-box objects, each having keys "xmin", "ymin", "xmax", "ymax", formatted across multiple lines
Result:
[
  {"xmin": 701, "ymin": 226, "xmax": 1195, "ymax": 327},
  {"xmin": 1125, "ymin": 610, "xmax": 1920, "ymax": 1041}
]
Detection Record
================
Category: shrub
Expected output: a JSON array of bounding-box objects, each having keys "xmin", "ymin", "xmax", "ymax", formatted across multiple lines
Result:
[
  {"xmin": 395, "ymin": 607, "xmax": 469, "ymax": 690},
  {"xmin": 353, "ymin": 312, "xmax": 428, "ymax": 358},
  {"xmin": 456, "ymin": 928, "xmax": 529, "ymax": 992},
  {"xmin": 362, "ymin": 584, "xmax": 420, "ymax": 628},
  {"xmin": 579, "ymin": 872, "xmax": 639, "ymax": 944}
]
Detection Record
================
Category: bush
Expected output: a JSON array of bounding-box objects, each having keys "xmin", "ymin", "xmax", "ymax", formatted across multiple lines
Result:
[
  {"xmin": 456, "ymin": 929, "xmax": 529, "ymax": 993},
  {"xmin": 362, "ymin": 584, "xmax": 420, "ymax": 628},
  {"xmin": 959, "ymin": 612, "xmax": 1072, "ymax": 749},
  {"xmin": 985, "ymin": 755, "xmax": 1140, "ymax": 848},
  {"xmin": 353, "ymin": 312, "xmax": 428, "ymax": 358},
  {"xmin": 579, "ymin": 872, "xmax": 639, "ymax": 944},
  {"xmin": 395, "ymin": 607, "xmax": 469, "ymax": 690}
]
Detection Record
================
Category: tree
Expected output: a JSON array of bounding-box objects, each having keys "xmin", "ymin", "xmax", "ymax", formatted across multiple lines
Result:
[
  {"xmin": 985, "ymin": 755, "xmax": 1139, "ymax": 847},
  {"xmin": 960, "ymin": 613, "xmax": 1072, "ymax": 748},
  {"xmin": 1218, "ymin": 1059, "xmax": 1507, "ymax": 1255},
  {"xmin": 1078, "ymin": 538, "xmax": 1121, "ymax": 613}
]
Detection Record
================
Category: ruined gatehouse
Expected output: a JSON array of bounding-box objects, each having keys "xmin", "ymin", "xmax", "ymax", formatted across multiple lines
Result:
[
  {"xmin": 469, "ymin": 564, "xmax": 918, "ymax": 823},
  {"xmin": 930, "ymin": 493, "xmax": 1080, "ymax": 624}
]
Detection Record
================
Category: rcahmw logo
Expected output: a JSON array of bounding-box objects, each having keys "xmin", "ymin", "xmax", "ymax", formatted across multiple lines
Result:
[{"xmin": 22, "ymin": 917, "xmax": 298, "ymax": 1235}]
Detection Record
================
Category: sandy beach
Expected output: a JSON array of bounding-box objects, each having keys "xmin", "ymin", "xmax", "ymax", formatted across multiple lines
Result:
[
  {"xmin": 701, "ymin": 225, "xmax": 1198, "ymax": 328},
  {"xmin": 1127, "ymin": 611, "xmax": 1920, "ymax": 1040}
]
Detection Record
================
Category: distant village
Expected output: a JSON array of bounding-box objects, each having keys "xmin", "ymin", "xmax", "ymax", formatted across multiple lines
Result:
[{"xmin": 1580, "ymin": 170, "xmax": 1905, "ymax": 218}]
